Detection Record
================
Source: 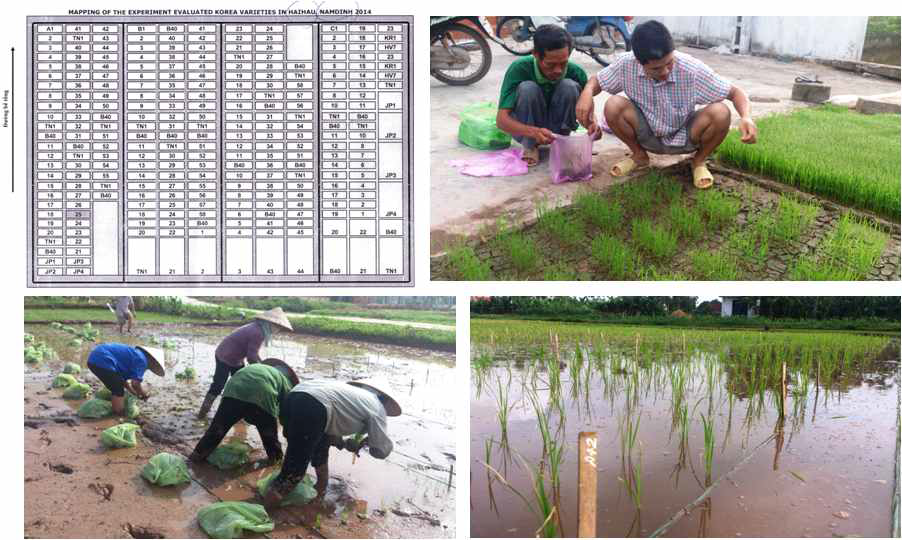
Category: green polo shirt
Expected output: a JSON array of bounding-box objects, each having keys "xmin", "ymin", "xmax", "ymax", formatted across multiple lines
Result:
[
  {"xmin": 498, "ymin": 56, "xmax": 588, "ymax": 110},
  {"xmin": 222, "ymin": 363, "xmax": 293, "ymax": 421}
]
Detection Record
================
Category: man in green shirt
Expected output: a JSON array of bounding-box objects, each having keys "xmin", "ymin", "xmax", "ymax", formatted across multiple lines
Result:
[
  {"xmin": 189, "ymin": 358, "xmax": 300, "ymax": 464},
  {"xmin": 496, "ymin": 25, "xmax": 588, "ymax": 166}
]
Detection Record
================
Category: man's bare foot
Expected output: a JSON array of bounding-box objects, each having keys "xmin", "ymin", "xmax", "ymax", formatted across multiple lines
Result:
[{"xmin": 522, "ymin": 147, "xmax": 539, "ymax": 167}]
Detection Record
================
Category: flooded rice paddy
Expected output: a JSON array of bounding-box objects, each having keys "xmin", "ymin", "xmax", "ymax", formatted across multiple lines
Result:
[
  {"xmin": 25, "ymin": 321, "xmax": 456, "ymax": 538},
  {"xmin": 470, "ymin": 320, "xmax": 899, "ymax": 538}
]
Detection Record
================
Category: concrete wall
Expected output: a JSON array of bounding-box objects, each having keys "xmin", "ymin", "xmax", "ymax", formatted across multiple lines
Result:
[
  {"xmin": 721, "ymin": 297, "xmax": 734, "ymax": 317},
  {"xmin": 634, "ymin": 16, "xmax": 868, "ymax": 61}
]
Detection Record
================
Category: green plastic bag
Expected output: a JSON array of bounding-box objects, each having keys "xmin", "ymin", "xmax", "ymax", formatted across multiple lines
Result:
[
  {"xmin": 458, "ymin": 102, "xmax": 512, "ymax": 150},
  {"xmin": 256, "ymin": 470, "xmax": 317, "ymax": 506},
  {"xmin": 92, "ymin": 389, "xmax": 139, "ymax": 418},
  {"xmin": 77, "ymin": 398, "xmax": 114, "ymax": 418},
  {"xmin": 207, "ymin": 441, "xmax": 252, "ymax": 470},
  {"xmin": 142, "ymin": 452, "xmax": 191, "ymax": 486},
  {"xmin": 63, "ymin": 362, "xmax": 82, "ymax": 375},
  {"xmin": 62, "ymin": 382, "xmax": 91, "ymax": 399},
  {"xmin": 53, "ymin": 373, "xmax": 78, "ymax": 388},
  {"xmin": 197, "ymin": 501, "xmax": 274, "ymax": 539},
  {"xmin": 95, "ymin": 387, "xmax": 113, "ymax": 401},
  {"xmin": 101, "ymin": 423, "xmax": 141, "ymax": 448}
]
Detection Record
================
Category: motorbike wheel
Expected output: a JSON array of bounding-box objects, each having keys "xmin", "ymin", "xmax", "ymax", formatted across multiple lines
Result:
[
  {"xmin": 586, "ymin": 24, "xmax": 630, "ymax": 66},
  {"xmin": 430, "ymin": 23, "xmax": 493, "ymax": 86},
  {"xmin": 495, "ymin": 16, "xmax": 534, "ymax": 56}
]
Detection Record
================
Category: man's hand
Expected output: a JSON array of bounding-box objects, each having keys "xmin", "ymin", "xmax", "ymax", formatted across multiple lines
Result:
[
  {"xmin": 575, "ymin": 94, "xmax": 596, "ymax": 134},
  {"xmin": 738, "ymin": 117, "xmax": 757, "ymax": 144},
  {"xmin": 531, "ymin": 127, "xmax": 555, "ymax": 145},
  {"xmin": 344, "ymin": 436, "xmax": 369, "ymax": 457}
]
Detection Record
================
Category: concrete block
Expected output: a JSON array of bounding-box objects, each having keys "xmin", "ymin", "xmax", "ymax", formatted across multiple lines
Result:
[
  {"xmin": 855, "ymin": 98, "xmax": 902, "ymax": 115},
  {"xmin": 791, "ymin": 82, "xmax": 831, "ymax": 103}
]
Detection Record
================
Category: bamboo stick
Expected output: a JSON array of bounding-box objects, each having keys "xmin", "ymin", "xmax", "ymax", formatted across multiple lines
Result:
[{"xmin": 578, "ymin": 431, "xmax": 598, "ymax": 538}]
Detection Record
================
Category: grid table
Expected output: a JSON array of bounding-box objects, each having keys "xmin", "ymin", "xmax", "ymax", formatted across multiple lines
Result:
[{"xmin": 27, "ymin": 16, "xmax": 412, "ymax": 285}]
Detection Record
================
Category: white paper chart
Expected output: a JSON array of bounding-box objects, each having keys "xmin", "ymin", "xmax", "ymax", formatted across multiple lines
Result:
[{"xmin": 27, "ymin": 15, "xmax": 412, "ymax": 285}]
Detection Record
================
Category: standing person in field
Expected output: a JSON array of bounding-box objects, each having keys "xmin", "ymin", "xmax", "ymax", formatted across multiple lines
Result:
[
  {"xmin": 189, "ymin": 358, "xmax": 300, "ymax": 465},
  {"xmin": 197, "ymin": 307, "xmax": 294, "ymax": 418},
  {"xmin": 86, "ymin": 342, "xmax": 165, "ymax": 415},
  {"xmin": 262, "ymin": 378, "xmax": 401, "ymax": 507},
  {"xmin": 496, "ymin": 25, "xmax": 588, "ymax": 166},
  {"xmin": 110, "ymin": 296, "xmax": 135, "ymax": 334},
  {"xmin": 575, "ymin": 20, "xmax": 758, "ymax": 189}
]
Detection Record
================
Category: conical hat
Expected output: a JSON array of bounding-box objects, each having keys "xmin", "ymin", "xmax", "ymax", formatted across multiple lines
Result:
[
  {"xmin": 348, "ymin": 377, "xmax": 402, "ymax": 417},
  {"xmin": 262, "ymin": 358, "xmax": 300, "ymax": 386},
  {"xmin": 254, "ymin": 307, "xmax": 293, "ymax": 331},
  {"xmin": 135, "ymin": 346, "xmax": 166, "ymax": 377}
]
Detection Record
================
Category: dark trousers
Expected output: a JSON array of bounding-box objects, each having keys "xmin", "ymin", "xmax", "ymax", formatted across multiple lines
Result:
[
  {"xmin": 192, "ymin": 397, "xmax": 283, "ymax": 462},
  {"xmin": 511, "ymin": 79, "xmax": 581, "ymax": 150},
  {"xmin": 87, "ymin": 362, "xmax": 125, "ymax": 397},
  {"xmin": 271, "ymin": 392, "xmax": 330, "ymax": 496},
  {"xmin": 206, "ymin": 358, "xmax": 242, "ymax": 397}
]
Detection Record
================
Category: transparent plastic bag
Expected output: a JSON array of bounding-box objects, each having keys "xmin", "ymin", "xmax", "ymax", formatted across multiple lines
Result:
[
  {"xmin": 550, "ymin": 133, "xmax": 593, "ymax": 184},
  {"xmin": 448, "ymin": 148, "xmax": 528, "ymax": 177}
]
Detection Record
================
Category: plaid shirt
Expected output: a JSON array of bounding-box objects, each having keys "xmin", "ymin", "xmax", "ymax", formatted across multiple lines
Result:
[{"xmin": 598, "ymin": 51, "xmax": 732, "ymax": 147}]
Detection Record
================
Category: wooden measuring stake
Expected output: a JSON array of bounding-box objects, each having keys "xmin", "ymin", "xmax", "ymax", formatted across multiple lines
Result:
[{"xmin": 578, "ymin": 431, "xmax": 598, "ymax": 538}]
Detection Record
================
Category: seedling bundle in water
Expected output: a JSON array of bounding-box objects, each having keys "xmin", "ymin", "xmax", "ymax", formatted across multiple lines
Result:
[
  {"xmin": 207, "ymin": 441, "xmax": 252, "ymax": 470},
  {"xmin": 101, "ymin": 423, "xmax": 141, "ymax": 448},
  {"xmin": 142, "ymin": 452, "xmax": 191, "ymax": 486},
  {"xmin": 256, "ymin": 470, "xmax": 317, "ymax": 506}
]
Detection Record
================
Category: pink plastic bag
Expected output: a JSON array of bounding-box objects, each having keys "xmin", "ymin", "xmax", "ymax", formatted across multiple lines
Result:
[
  {"xmin": 448, "ymin": 148, "xmax": 528, "ymax": 178},
  {"xmin": 550, "ymin": 134, "xmax": 593, "ymax": 184}
]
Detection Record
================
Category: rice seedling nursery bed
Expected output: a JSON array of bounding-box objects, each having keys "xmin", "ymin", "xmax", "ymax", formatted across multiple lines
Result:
[
  {"xmin": 470, "ymin": 319, "xmax": 900, "ymax": 538},
  {"xmin": 432, "ymin": 163, "xmax": 901, "ymax": 281}
]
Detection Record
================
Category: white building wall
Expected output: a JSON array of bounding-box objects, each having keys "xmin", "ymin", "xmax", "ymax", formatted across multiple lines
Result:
[
  {"xmin": 721, "ymin": 298, "xmax": 734, "ymax": 317},
  {"xmin": 633, "ymin": 16, "xmax": 868, "ymax": 61}
]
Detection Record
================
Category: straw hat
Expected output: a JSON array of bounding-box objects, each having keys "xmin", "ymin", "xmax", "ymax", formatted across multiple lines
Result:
[
  {"xmin": 262, "ymin": 358, "xmax": 300, "ymax": 386},
  {"xmin": 254, "ymin": 307, "xmax": 293, "ymax": 331},
  {"xmin": 135, "ymin": 345, "xmax": 166, "ymax": 377},
  {"xmin": 348, "ymin": 378, "xmax": 402, "ymax": 417}
]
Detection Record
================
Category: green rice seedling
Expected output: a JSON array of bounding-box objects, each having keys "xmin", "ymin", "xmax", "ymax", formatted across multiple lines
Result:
[
  {"xmin": 591, "ymin": 235, "xmax": 635, "ymax": 279},
  {"xmin": 695, "ymin": 189, "xmax": 741, "ymax": 228},
  {"xmin": 446, "ymin": 244, "xmax": 492, "ymax": 280},
  {"xmin": 542, "ymin": 262, "xmax": 585, "ymax": 281},
  {"xmin": 619, "ymin": 413, "xmax": 643, "ymax": 509},
  {"xmin": 717, "ymin": 105, "xmax": 901, "ymax": 218},
  {"xmin": 655, "ymin": 175, "xmax": 684, "ymax": 204},
  {"xmin": 636, "ymin": 266, "xmax": 689, "ymax": 281},
  {"xmin": 536, "ymin": 203, "xmax": 585, "ymax": 247},
  {"xmin": 574, "ymin": 191, "xmax": 623, "ymax": 231},
  {"xmin": 689, "ymin": 249, "xmax": 741, "ymax": 280},
  {"xmin": 773, "ymin": 195, "xmax": 818, "ymax": 244},
  {"xmin": 700, "ymin": 413, "xmax": 714, "ymax": 481},
  {"xmin": 494, "ymin": 371, "xmax": 512, "ymax": 447},
  {"xmin": 631, "ymin": 218, "xmax": 677, "ymax": 260},
  {"xmin": 668, "ymin": 202, "xmax": 704, "ymax": 241},
  {"xmin": 481, "ymin": 457, "xmax": 559, "ymax": 538},
  {"xmin": 616, "ymin": 175, "xmax": 658, "ymax": 214},
  {"xmin": 788, "ymin": 213, "xmax": 888, "ymax": 280},
  {"xmin": 500, "ymin": 232, "xmax": 540, "ymax": 275}
]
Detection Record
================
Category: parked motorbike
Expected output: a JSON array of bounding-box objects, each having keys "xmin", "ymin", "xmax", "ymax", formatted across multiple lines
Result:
[
  {"xmin": 430, "ymin": 16, "xmax": 494, "ymax": 86},
  {"xmin": 494, "ymin": 16, "xmax": 633, "ymax": 66}
]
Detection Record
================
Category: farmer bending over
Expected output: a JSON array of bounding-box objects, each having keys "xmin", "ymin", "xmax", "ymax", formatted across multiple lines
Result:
[
  {"xmin": 190, "ymin": 359, "xmax": 300, "ymax": 465},
  {"xmin": 496, "ymin": 25, "xmax": 588, "ymax": 167},
  {"xmin": 575, "ymin": 20, "xmax": 758, "ymax": 189},
  {"xmin": 86, "ymin": 343, "xmax": 165, "ymax": 415},
  {"xmin": 197, "ymin": 307, "xmax": 294, "ymax": 417},
  {"xmin": 262, "ymin": 378, "xmax": 401, "ymax": 507}
]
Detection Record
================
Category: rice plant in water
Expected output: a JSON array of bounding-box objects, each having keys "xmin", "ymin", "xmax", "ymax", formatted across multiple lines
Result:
[{"xmin": 700, "ymin": 413, "xmax": 715, "ymax": 482}]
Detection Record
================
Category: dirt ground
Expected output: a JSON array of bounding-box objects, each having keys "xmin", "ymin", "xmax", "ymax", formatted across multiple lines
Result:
[
  {"xmin": 430, "ymin": 42, "xmax": 901, "ymax": 254},
  {"xmin": 24, "ymin": 323, "xmax": 456, "ymax": 539}
]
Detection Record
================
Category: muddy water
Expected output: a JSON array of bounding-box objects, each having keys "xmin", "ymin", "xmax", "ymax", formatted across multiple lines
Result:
[
  {"xmin": 25, "ymin": 323, "xmax": 456, "ymax": 538},
  {"xmin": 470, "ymin": 342, "xmax": 899, "ymax": 538}
]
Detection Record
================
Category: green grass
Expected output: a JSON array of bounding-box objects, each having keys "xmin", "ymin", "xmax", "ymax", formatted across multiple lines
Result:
[
  {"xmin": 717, "ymin": 105, "xmax": 901, "ymax": 219},
  {"xmin": 632, "ymin": 218, "xmax": 677, "ymax": 260},
  {"xmin": 788, "ymin": 213, "xmax": 889, "ymax": 280},
  {"xmin": 591, "ymin": 235, "xmax": 636, "ymax": 279},
  {"xmin": 689, "ymin": 249, "xmax": 741, "ymax": 280},
  {"xmin": 695, "ymin": 189, "xmax": 741, "ymax": 228},
  {"xmin": 24, "ymin": 308, "xmax": 211, "ymax": 324},
  {"xmin": 668, "ymin": 202, "xmax": 704, "ymax": 241},
  {"xmin": 574, "ymin": 191, "xmax": 623, "ymax": 231},
  {"xmin": 446, "ymin": 244, "xmax": 493, "ymax": 280}
]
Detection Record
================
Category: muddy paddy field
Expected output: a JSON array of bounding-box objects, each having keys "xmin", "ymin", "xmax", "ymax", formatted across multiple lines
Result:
[
  {"xmin": 24, "ymin": 322, "xmax": 456, "ymax": 539},
  {"xmin": 470, "ymin": 319, "xmax": 900, "ymax": 537}
]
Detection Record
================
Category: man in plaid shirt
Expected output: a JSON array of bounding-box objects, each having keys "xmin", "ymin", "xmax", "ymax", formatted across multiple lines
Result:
[{"xmin": 576, "ymin": 20, "xmax": 757, "ymax": 189}]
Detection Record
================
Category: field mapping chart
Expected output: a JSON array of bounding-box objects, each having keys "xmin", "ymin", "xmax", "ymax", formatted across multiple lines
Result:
[{"xmin": 27, "ymin": 14, "xmax": 412, "ymax": 285}]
